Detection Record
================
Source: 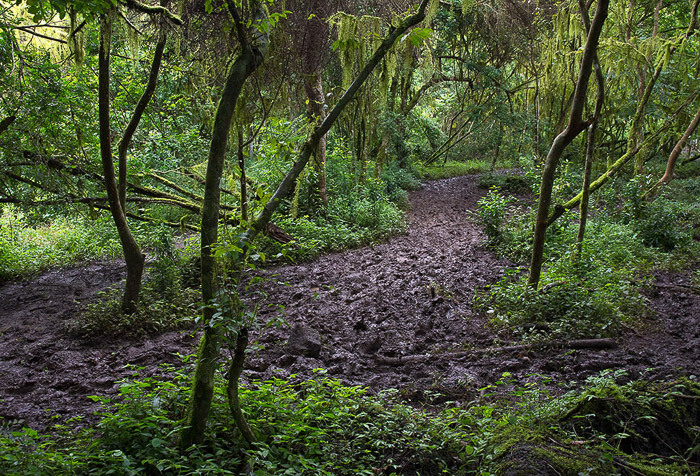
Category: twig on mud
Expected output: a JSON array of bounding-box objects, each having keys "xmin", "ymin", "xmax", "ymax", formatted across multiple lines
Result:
[
  {"xmin": 654, "ymin": 283, "xmax": 700, "ymax": 295},
  {"xmin": 372, "ymin": 338, "xmax": 617, "ymax": 366}
]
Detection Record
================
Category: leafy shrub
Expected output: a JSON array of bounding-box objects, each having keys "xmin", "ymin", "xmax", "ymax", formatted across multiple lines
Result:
[
  {"xmin": 470, "ymin": 188, "xmax": 515, "ymax": 246},
  {"xmin": 0, "ymin": 369, "xmax": 471, "ymax": 475},
  {"xmin": 633, "ymin": 197, "xmax": 692, "ymax": 251},
  {"xmin": 381, "ymin": 163, "xmax": 422, "ymax": 209},
  {"xmin": 477, "ymin": 218, "xmax": 652, "ymax": 340},
  {"xmin": 2, "ymin": 368, "xmax": 696, "ymax": 475},
  {"xmin": 66, "ymin": 281, "xmax": 198, "ymax": 339},
  {"xmin": 477, "ymin": 173, "xmax": 532, "ymax": 193}
]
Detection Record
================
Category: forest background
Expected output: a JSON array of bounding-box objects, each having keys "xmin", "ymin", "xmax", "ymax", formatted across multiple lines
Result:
[{"xmin": 0, "ymin": 0, "xmax": 699, "ymax": 474}]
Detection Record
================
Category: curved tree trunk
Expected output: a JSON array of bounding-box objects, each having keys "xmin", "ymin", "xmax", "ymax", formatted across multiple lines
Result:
[
  {"xmin": 180, "ymin": 44, "xmax": 263, "ymax": 451},
  {"xmin": 657, "ymin": 102, "xmax": 700, "ymax": 186},
  {"xmin": 528, "ymin": 0, "xmax": 609, "ymax": 289},
  {"xmin": 98, "ymin": 9, "xmax": 145, "ymax": 314}
]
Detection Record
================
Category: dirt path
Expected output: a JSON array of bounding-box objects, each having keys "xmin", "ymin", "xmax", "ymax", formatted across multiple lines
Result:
[{"xmin": 1, "ymin": 174, "xmax": 698, "ymax": 430}]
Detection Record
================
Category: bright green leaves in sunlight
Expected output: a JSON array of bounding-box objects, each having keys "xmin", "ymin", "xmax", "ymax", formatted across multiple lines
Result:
[
  {"xmin": 17, "ymin": 0, "xmax": 113, "ymax": 22},
  {"xmin": 402, "ymin": 27, "xmax": 432, "ymax": 46}
]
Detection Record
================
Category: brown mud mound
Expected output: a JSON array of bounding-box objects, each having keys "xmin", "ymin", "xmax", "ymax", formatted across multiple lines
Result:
[{"xmin": 0, "ymin": 174, "xmax": 698, "ymax": 431}]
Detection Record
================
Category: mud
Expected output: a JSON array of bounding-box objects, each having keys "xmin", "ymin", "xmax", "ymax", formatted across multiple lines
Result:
[{"xmin": 1, "ymin": 174, "xmax": 698, "ymax": 431}]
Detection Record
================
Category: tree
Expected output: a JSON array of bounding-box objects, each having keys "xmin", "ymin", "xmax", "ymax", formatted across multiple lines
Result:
[
  {"xmin": 528, "ymin": 0, "xmax": 609, "ymax": 289},
  {"xmin": 181, "ymin": 0, "xmax": 433, "ymax": 449},
  {"xmin": 98, "ymin": 2, "xmax": 178, "ymax": 313}
]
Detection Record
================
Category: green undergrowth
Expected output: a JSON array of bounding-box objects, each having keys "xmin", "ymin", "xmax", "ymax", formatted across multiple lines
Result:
[
  {"xmin": 477, "ymin": 172, "xmax": 533, "ymax": 194},
  {"xmin": 66, "ymin": 238, "xmax": 200, "ymax": 339},
  {"xmin": 472, "ymin": 171, "xmax": 699, "ymax": 341},
  {"xmin": 415, "ymin": 159, "xmax": 492, "ymax": 180},
  {"xmin": 0, "ymin": 207, "xmax": 122, "ymax": 281},
  {"xmin": 1, "ymin": 369, "xmax": 697, "ymax": 475}
]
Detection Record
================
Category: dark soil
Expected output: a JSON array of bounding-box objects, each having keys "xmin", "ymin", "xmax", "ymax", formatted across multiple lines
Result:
[{"xmin": 1, "ymin": 174, "xmax": 698, "ymax": 431}]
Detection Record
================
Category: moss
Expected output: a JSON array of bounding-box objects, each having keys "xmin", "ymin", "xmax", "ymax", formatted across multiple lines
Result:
[
  {"xmin": 479, "ymin": 377, "xmax": 700, "ymax": 475},
  {"xmin": 561, "ymin": 378, "xmax": 700, "ymax": 462},
  {"xmin": 493, "ymin": 442, "xmax": 606, "ymax": 475}
]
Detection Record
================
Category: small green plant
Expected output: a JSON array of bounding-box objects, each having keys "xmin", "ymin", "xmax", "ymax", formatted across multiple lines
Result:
[{"xmin": 470, "ymin": 187, "xmax": 514, "ymax": 246}]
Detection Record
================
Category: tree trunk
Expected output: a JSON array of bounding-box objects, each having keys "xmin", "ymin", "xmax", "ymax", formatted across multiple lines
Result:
[
  {"xmin": 301, "ymin": 3, "xmax": 328, "ymax": 206},
  {"xmin": 528, "ymin": 0, "xmax": 609, "ymax": 289},
  {"xmin": 238, "ymin": 126, "xmax": 248, "ymax": 222},
  {"xmin": 630, "ymin": 0, "xmax": 699, "ymax": 173},
  {"xmin": 576, "ymin": 0, "xmax": 606, "ymax": 255},
  {"xmin": 117, "ymin": 10, "xmax": 167, "ymax": 210},
  {"xmin": 180, "ymin": 4, "xmax": 267, "ymax": 449},
  {"xmin": 657, "ymin": 101, "xmax": 700, "ymax": 186},
  {"xmin": 98, "ymin": 9, "xmax": 145, "ymax": 314},
  {"xmin": 226, "ymin": 327, "xmax": 257, "ymax": 445}
]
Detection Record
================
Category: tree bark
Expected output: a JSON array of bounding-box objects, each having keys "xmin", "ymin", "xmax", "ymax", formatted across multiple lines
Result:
[
  {"xmin": 576, "ymin": 0, "xmax": 606, "ymax": 255},
  {"xmin": 179, "ymin": 32, "xmax": 265, "ymax": 452},
  {"xmin": 226, "ymin": 328, "xmax": 257, "ymax": 445},
  {"xmin": 301, "ymin": 1, "xmax": 329, "ymax": 206},
  {"xmin": 528, "ymin": 0, "xmax": 609, "ymax": 289},
  {"xmin": 98, "ymin": 9, "xmax": 145, "ymax": 314},
  {"xmin": 0, "ymin": 115, "xmax": 15, "ymax": 135}
]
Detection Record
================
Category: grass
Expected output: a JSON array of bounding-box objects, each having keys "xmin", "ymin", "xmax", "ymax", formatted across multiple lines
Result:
[
  {"xmin": 414, "ymin": 159, "xmax": 492, "ymax": 180},
  {"xmin": 0, "ymin": 206, "xmax": 122, "ymax": 281}
]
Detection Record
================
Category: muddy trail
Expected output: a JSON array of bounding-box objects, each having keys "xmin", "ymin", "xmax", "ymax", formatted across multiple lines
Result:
[{"xmin": 1, "ymin": 174, "xmax": 698, "ymax": 431}]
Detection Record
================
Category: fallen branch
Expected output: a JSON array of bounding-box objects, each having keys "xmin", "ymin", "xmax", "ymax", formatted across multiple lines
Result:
[
  {"xmin": 373, "ymin": 338, "xmax": 617, "ymax": 366},
  {"xmin": 654, "ymin": 283, "xmax": 700, "ymax": 295}
]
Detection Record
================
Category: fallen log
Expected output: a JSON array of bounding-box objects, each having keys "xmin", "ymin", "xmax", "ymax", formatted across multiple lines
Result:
[
  {"xmin": 373, "ymin": 338, "xmax": 616, "ymax": 366},
  {"xmin": 654, "ymin": 283, "xmax": 700, "ymax": 295}
]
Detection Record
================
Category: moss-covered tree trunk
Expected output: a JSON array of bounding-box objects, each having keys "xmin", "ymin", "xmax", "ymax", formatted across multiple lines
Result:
[
  {"xmin": 528, "ymin": 0, "xmax": 609, "ymax": 289},
  {"xmin": 181, "ymin": 0, "xmax": 432, "ymax": 449},
  {"xmin": 180, "ymin": 2, "xmax": 267, "ymax": 448},
  {"xmin": 576, "ymin": 0, "xmax": 605, "ymax": 255},
  {"xmin": 98, "ymin": 9, "xmax": 145, "ymax": 314},
  {"xmin": 301, "ymin": 0, "xmax": 328, "ymax": 206}
]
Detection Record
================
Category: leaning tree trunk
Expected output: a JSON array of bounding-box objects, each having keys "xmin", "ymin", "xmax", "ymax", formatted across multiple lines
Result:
[
  {"xmin": 98, "ymin": 9, "xmax": 145, "ymax": 314},
  {"xmin": 656, "ymin": 101, "xmax": 700, "ymax": 186},
  {"xmin": 180, "ymin": 0, "xmax": 432, "ymax": 449},
  {"xmin": 629, "ymin": 0, "xmax": 699, "ymax": 174},
  {"xmin": 117, "ymin": 8, "xmax": 168, "ymax": 210},
  {"xmin": 528, "ymin": 0, "xmax": 609, "ymax": 289}
]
